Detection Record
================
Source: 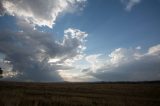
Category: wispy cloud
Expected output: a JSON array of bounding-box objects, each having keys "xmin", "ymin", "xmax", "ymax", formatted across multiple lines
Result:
[{"xmin": 121, "ymin": 0, "xmax": 141, "ymax": 11}]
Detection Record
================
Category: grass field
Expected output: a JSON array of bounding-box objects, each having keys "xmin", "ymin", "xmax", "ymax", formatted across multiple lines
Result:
[{"xmin": 0, "ymin": 81, "xmax": 160, "ymax": 106}]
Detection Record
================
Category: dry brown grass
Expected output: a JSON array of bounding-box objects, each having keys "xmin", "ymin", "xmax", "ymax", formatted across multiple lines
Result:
[{"xmin": 0, "ymin": 81, "xmax": 160, "ymax": 106}]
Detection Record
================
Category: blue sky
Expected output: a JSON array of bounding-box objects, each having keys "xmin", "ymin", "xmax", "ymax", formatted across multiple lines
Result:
[
  {"xmin": 1, "ymin": 0, "xmax": 160, "ymax": 54},
  {"xmin": 0, "ymin": 0, "xmax": 160, "ymax": 82},
  {"xmin": 28, "ymin": 0, "xmax": 160, "ymax": 57},
  {"xmin": 52, "ymin": 0, "xmax": 160, "ymax": 54}
]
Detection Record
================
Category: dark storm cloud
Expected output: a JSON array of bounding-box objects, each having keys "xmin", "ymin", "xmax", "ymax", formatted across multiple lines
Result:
[
  {"xmin": 0, "ymin": 0, "xmax": 88, "ymax": 82},
  {"xmin": 0, "ymin": 30, "xmax": 61, "ymax": 81},
  {"xmin": 0, "ymin": 1, "xmax": 4, "ymax": 16},
  {"xmin": 0, "ymin": 22, "xmax": 87, "ymax": 81}
]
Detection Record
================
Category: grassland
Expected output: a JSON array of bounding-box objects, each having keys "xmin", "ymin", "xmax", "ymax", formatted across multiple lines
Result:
[{"xmin": 0, "ymin": 81, "xmax": 160, "ymax": 106}]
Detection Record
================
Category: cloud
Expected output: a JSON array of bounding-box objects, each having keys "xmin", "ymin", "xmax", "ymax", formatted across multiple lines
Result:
[
  {"xmin": 83, "ymin": 44, "xmax": 160, "ymax": 81},
  {"xmin": 121, "ymin": 0, "xmax": 141, "ymax": 11},
  {"xmin": 0, "ymin": 1, "xmax": 5, "ymax": 16},
  {"xmin": 85, "ymin": 54, "xmax": 102, "ymax": 72},
  {"xmin": 148, "ymin": 44, "xmax": 160, "ymax": 55},
  {"xmin": 136, "ymin": 46, "xmax": 141, "ymax": 50},
  {"xmin": 0, "ymin": 0, "xmax": 86, "ymax": 28},
  {"xmin": 0, "ymin": 22, "xmax": 88, "ymax": 82},
  {"xmin": 0, "ymin": 0, "xmax": 88, "ymax": 82}
]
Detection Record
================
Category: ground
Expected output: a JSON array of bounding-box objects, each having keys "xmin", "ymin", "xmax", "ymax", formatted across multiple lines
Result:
[{"xmin": 0, "ymin": 81, "xmax": 160, "ymax": 106}]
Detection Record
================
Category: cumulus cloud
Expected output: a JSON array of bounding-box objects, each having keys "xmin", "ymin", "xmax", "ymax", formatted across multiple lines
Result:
[
  {"xmin": 121, "ymin": 0, "xmax": 141, "ymax": 11},
  {"xmin": 0, "ymin": 0, "xmax": 86, "ymax": 28},
  {"xmin": 0, "ymin": 0, "xmax": 88, "ymax": 82},
  {"xmin": 83, "ymin": 44, "xmax": 160, "ymax": 81},
  {"xmin": 0, "ymin": 22, "xmax": 88, "ymax": 81}
]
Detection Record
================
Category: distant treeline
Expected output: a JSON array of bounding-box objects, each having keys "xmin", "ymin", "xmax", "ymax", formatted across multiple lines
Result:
[
  {"xmin": 88, "ymin": 81, "xmax": 160, "ymax": 84},
  {"xmin": 0, "ymin": 80, "xmax": 160, "ymax": 85}
]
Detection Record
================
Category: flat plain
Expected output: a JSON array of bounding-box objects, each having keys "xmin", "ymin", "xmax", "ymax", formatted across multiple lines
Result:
[{"xmin": 0, "ymin": 81, "xmax": 160, "ymax": 106}]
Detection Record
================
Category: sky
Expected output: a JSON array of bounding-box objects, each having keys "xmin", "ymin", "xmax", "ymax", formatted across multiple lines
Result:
[{"xmin": 0, "ymin": 0, "xmax": 160, "ymax": 82}]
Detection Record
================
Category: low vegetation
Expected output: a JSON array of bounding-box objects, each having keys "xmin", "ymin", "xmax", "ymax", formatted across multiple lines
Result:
[{"xmin": 0, "ymin": 81, "xmax": 160, "ymax": 106}]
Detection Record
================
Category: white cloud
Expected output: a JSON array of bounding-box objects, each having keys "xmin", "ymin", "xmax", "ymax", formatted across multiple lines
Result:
[
  {"xmin": 83, "ymin": 44, "xmax": 160, "ymax": 81},
  {"xmin": 136, "ymin": 46, "xmax": 141, "ymax": 50},
  {"xmin": 58, "ymin": 70, "xmax": 99, "ymax": 82},
  {"xmin": 121, "ymin": 0, "xmax": 141, "ymax": 11},
  {"xmin": 148, "ymin": 44, "xmax": 160, "ymax": 55},
  {"xmin": 85, "ymin": 54, "xmax": 102, "ymax": 72},
  {"xmin": 55, "ymin": 44, "xmax": 160, "ymax": 82},
  {"xmin": 109, "ymin": 48, "xmax": 126, "ymax": 64},
  {"xmin": 1, "ymin": 0, "xmax": 86, "ymax": 28},
  {"xmin": 61, "ymin": 28, "xmax": 88, "ymax": 58},
  {"xmin": 48, "ymin": 58, "xmax": 60, "ymax": 63}
]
